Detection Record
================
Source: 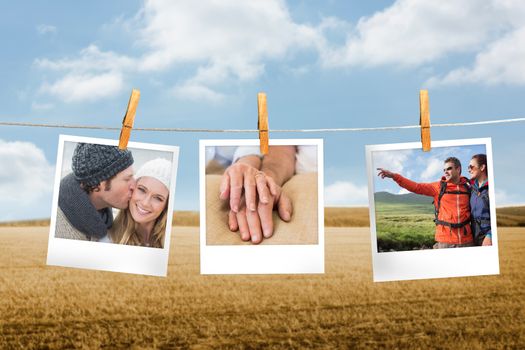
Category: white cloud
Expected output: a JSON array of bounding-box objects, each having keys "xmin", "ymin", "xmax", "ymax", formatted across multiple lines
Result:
[
  {"xmin": 172, "ymin": 82, "xmax": 225, "ymax": 103},
  {"xmin": 39, "ymin": 71, "xmax": 124, "ymax": 102},
  {"xmin": 373, "ymin": 149, "xmax": 412, "ymax": 174},
  {"xmin": 420, "ymin": 158, "xmax": 442, "ymax": 181},
  {"xmin": 325, "ymin": 181, "xmax": 368, "ymax": 206},
  {"xmin": 319, "ymin": 0, "xmax": 525, "ymax": 87},
  {"xmin": 34, "ymin": 0, "xmax": 323, "ymax": 103},
  {"xmin": 398, "ymin": 188, "xmax": 410, "ymax": 195},
  {"xmin": 34, "ymin": 45, "xmax": 132, "ymax": 103},
  {"xmin": 321, "ymin": 0, "xmax": 500, "ymax": 68},
  {"xmin": 134, "ymin": 0, "xmax": 323, "ymax": 97},
  {"xmin": 33, "ymin": 0, "xmax": 525, "ymax": 103},
  {"xmin": 37, "ymin": 24, "xmax": 57, "ymax": 35},
  {"xmin": 31, "ymin": 102, "xmax": 54, "ymax": 111},
  {"xmin": 494, "ymin": 189, "xmax": 524, "ymax": 207},
  {"xmin": 35, "ymin": 45, "xmax": 135, "ymax": 73},
  {"xmin": 494, "ymin": 190, "xmax": 510, "ymax": 206},
  {"xmin": 427, "ymin": 26, "xmax": 525, "ymax": 86},
  {"xmin": 136, "ymin": 0, "xmax": 320, "ymax": 69},
  {"xmin": 0, "ymin": 140, "xmax": 55, "ymax": 221}
]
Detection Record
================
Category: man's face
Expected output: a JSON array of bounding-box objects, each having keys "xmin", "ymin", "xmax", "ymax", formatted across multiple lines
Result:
[
  {"xmin": 99, "ymin": 166, "xmax": 135, "ymax": 209},
  {"xmin": 443, "ymin": 161, "xmax": 460, "ymax": 183}
]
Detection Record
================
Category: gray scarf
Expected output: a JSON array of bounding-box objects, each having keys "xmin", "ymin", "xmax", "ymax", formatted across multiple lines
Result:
[{"xmin": 58, "ymin": 173, "xmax": 113, "ymax": 239}]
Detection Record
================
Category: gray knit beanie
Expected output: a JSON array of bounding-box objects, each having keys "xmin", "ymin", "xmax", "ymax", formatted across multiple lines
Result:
[{"xmin": 72, "ymin": 143, "xmax": 134, "ymax": 187}]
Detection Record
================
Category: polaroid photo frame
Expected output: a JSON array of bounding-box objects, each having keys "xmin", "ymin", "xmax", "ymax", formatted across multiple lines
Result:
[
  {"xmin": 366, "ymin": 138, "xmax": 499, "ymax": 282},
  {"xmin": 200, "ymin": 139, "xmax": 324, "ymax": 274},
  {"xmin": 47, "ymin": 135, "xmax": 179, "ymax": 277}
]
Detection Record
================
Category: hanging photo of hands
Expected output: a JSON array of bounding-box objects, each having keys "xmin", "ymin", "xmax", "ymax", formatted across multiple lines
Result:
[{"xmin": 199, "ymin": 139, "xmax": 324, "ymax": 274}]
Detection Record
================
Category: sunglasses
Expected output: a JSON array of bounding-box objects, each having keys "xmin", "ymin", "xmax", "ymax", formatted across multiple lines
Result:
[
  {"xmin": 443, "ymin": 166, "xmax": 454, "ymax": 172},
  {"xmin": 468, "ymin": 165, "xmax": 478, "ymax": 170}
]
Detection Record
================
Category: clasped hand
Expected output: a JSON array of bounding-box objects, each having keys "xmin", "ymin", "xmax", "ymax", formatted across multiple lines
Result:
[{"xmin": 219, "ymin": 162, "xmax": 292, "ymax": 244}]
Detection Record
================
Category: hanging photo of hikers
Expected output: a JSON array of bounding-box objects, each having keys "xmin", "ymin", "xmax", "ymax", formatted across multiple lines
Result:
[
  {"xmin": 366, "ymin": 138, "xmax": 499, "ymax": 282},
  {"xmin": 369, "ymin": 140, "xmax": 495, "ymax": 253}
]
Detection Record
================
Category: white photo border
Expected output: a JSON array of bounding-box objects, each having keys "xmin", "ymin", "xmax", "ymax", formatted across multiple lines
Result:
[
  {"xmin": 366, "ymin": 138, "xmax": 499, "ymax": 282},
  {"xmin": 46, "ymin": 135, "xmax": 179, "ymax": 277},
  {"xmin": 199, "ymin": 139, "xmax": 324, "ymax": 275}
]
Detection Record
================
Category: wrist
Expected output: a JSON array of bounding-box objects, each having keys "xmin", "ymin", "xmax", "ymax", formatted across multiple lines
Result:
[{"xmin": 236, "ymin": 155, "xmax": 261, "ymax": 169}]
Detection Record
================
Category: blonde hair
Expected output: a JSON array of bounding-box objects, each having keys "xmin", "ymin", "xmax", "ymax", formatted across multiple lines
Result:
[{"xmin": 110, "ymin": 205, "xmax": 167, "ymax": 248}]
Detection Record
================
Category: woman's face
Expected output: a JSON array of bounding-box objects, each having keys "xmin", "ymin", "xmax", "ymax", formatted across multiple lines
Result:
[
  {"xmin": 468, "ymin": 159, "xmax": 482, "ymax": 180},
  {"xmin": 129, "ymin": 176, "xmax": 169, "ymax": 224}
]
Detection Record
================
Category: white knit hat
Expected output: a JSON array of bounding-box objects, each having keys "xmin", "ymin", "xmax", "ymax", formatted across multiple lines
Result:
[{"xmin": 134, "ymin": 158, "xmax": 172, "ymax": 190}]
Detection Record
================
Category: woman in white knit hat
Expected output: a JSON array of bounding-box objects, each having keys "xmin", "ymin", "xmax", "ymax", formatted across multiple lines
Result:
[{"xmin": 110, "ymin": 158, "xmax": 171, "ymax": 248}]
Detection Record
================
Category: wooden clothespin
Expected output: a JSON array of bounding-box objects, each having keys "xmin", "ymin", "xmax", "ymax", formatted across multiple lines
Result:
[
  {"xmin": 419, "ymin": 89, "xmax": 431, "ymax": 152},
  {"xmin": 118, "ymin": 89, "xmax": 140, "ymax": 150},
  {"xmin": 257, "ymin": 92, "xmax": 269, "ymax": 155}
]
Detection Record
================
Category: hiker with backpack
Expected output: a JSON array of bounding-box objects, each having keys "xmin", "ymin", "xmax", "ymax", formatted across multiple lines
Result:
[
  {"xmin": 468, "ymin": 154, "xmax": 492, "ymax": 246},
  {"xmin": 377, "ymin": 156, "xmax": 475, "ymax": 249}
]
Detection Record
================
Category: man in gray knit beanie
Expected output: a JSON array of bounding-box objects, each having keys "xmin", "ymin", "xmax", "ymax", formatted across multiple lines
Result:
[{"xmin": 55, "ymin": 143, "xmax": 135, "ymax": 241}]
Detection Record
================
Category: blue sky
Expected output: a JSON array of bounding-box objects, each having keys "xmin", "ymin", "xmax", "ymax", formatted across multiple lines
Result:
[
  {"xmin": 1, "ymin": 0, "xmax": 525, "ymax": 220},
  {"xmin": 372, "ymin": 144, "xmax": 487, "ymax": 194}
]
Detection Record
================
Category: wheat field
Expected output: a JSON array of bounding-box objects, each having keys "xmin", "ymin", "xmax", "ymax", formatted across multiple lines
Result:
[{"xmin": 1, "ymin": 226, "xmax": 524, "ymax": 349}]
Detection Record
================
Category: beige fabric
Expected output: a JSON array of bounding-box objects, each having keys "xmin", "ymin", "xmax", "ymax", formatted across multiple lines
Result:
[
  {"xmin": 206, "ymin": 172, "xmax": 318, "ymax": 245},
  {"xmin": 55, "ymin": 207, "xmax": 93, "ymax": 241}
]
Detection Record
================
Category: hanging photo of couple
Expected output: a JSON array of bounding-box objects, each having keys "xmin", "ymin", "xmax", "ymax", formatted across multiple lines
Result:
[
  {"xmin": 366, "ymin": 138, "xmax": 499, "ymax": 282},
  {"xmin": 47, "ymin": 135, "xmax": 179, "ymax": 277}
]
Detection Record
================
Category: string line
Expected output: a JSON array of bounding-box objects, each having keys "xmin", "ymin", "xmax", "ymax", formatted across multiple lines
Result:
[{"xmin": 0, "ymin": 117, "xmax": 524, "ymax": 133}]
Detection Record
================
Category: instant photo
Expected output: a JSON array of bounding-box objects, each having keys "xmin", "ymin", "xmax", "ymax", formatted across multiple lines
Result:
[
  {"xmin": 47, "ymin": 135, "xmax": 179, "ymax": 277},
  {"xmin": 200, "ymin": 139, "xmax": 324, "ymax": 274},
  {"xmin": 366, "ymin": 138, "xmax": 499, "ymax": 282}
]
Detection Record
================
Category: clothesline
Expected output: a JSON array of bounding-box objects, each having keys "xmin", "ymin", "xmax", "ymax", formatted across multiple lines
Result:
[{"xmin": 0, "ymin": 117, "xmax": 524, "ymax": 133}]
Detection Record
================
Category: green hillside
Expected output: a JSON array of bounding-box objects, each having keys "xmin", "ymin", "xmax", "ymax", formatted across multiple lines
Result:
[{"xmin": 374, "ymin": 191, "xmax": 433, "ymax": 206}]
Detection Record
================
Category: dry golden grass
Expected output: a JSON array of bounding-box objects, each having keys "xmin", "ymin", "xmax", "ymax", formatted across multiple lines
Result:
[
  {"xmin": 0, "ymin": 226, "xmax": 524, "ymax": 349},
  {"xmin": 324, "ymin": 207, "xmax": 370, "ymax": 227},
  {"xmin": 0, "ymin": 219, "xmax": 51, "ymax": 227},
  {"xmin": 171, "ymin": 211, "xmax": 199, "ymax": 227},
  {"xmin": 496, "ymin": 206, "xmax": 525, "ymax": 227},
  {"xmin": 0, "ymin": 211, "xmax": 201, "ymax": 228},
  {"xmin": 2, "ymin": 206, "xmax": 523, "ymax": 228}
]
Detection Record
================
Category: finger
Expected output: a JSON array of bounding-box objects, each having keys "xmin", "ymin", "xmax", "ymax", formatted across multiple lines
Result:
[
  {"xmin": 258, "ymin": 200, "xmax": 274, "ymax": 239},
  {"xmin": 255, "ymin": 174, "xmax": 271, "ymax": 204},
  {"xmin": 277, "ymin": 192, "xmax": 293, "ymax": 222},
  {"xmin": 265, "ymin": 175, "xmax": 279, "ymax": 197},
  {"xmin": 236, "ymin": 209, "xmax": 251, "ymax": 241},
  {"xmin": 244, "ymin": 173, "xmax": 257, "ymax": 212},
  {"xmin": 246, "ymin": 209, "xmax": 263, "ymax": 244},
  {"xmin": 228, "ymin": 210, "xmax": 239, "ymax": 232},
  {"xmin": 229, "ymin": 171, "xmax": 243, "ymax": 213},
  {"xmin": 219, "ymin": 173, "xmax": 230, "ymax": 200}
]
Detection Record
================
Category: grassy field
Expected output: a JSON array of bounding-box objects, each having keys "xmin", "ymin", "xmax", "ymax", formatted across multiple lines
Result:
[
  {"xmin": 496, "ymin": 206, "xmax": 525, "ymax": 226},
  {"xmin": 0, "ymin": 226, "xmax": 524, "ymax": 349},
  {"xmin": 374, "ymin": 204, "xmax": 525, "ymax": 252},
  {"xmin": 324, "ymin": 207, "xmax": 370, "ymax": 227},
  {"xmin": 374, "ymin": 202, "xmax": 436, "ymax": 252}
]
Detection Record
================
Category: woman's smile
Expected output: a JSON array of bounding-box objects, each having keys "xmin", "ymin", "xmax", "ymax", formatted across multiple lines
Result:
[{"xmin": 135, "ymin": 203, "xmax": 152, "ymax": 216}]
